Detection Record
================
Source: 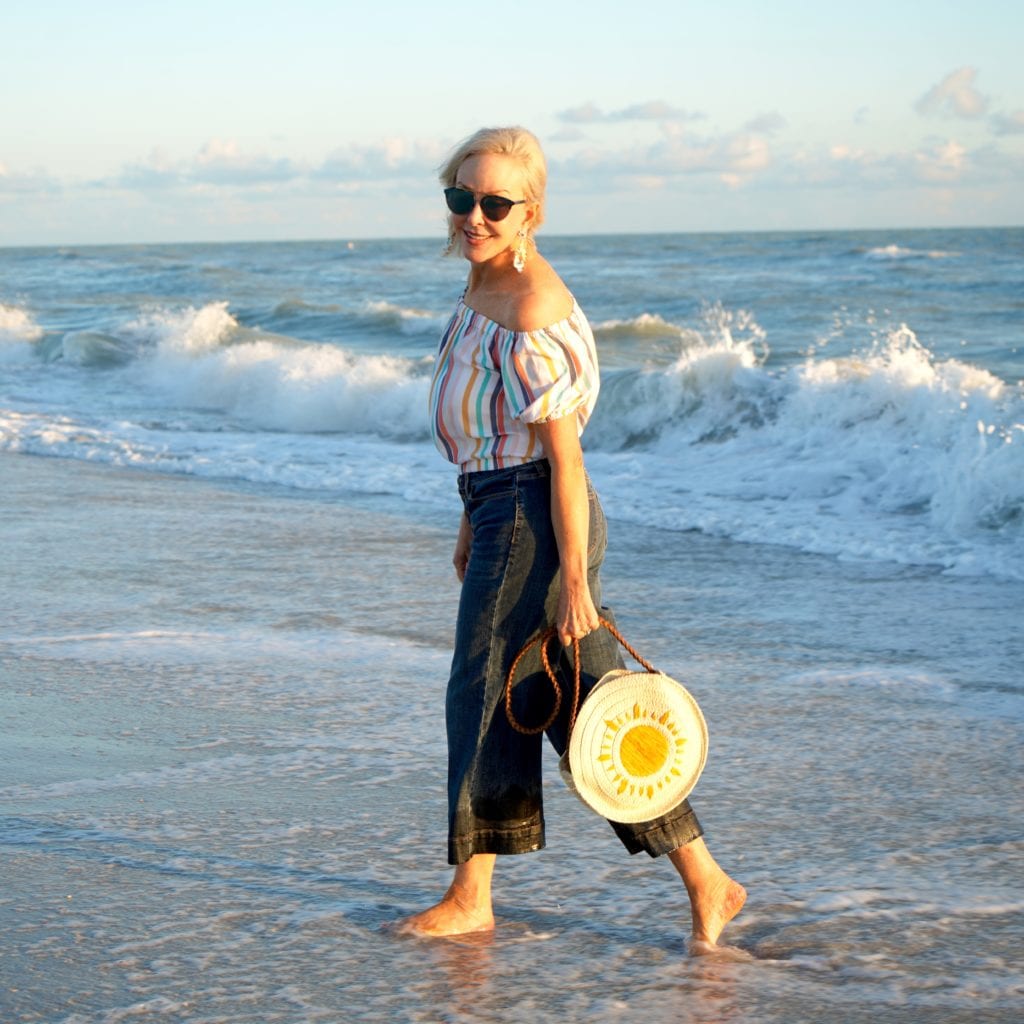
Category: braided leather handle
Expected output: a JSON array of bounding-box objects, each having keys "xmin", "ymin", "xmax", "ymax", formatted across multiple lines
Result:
[{"xmin": 504, "ymin": 617, "xmax": 659, "ymax": 736}]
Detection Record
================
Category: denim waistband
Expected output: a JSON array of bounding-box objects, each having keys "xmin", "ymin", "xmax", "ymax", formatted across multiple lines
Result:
[{"xmin": 457, "ymin": 458, "xmax": 550, "ymax": 503}]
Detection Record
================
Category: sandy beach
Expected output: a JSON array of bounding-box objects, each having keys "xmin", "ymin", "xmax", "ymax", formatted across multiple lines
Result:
[{"xmin": 3, "ymin": 450, "xmax": 1022, "ymax": 1023}]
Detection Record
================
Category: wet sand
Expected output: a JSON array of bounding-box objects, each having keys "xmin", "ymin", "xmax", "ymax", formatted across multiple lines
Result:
[{"xmin": 2, "ymin": 452, "xmax": 1022, "ymax": 1023}]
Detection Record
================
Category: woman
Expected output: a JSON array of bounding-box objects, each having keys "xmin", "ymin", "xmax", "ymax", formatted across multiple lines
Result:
[{"xmin": 401, "ymin": 127, "xmax": 745, "ymax": 951}]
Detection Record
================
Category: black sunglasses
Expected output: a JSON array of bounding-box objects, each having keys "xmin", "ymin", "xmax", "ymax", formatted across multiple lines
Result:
[{"xmin": 444, "ymin": 186, "xmax": 526, "ymax": 222}]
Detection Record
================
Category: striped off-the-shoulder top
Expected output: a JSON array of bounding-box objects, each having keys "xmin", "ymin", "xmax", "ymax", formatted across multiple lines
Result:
[{"xmin": 429, "ymin": 295, "xmax": 600, "ymax": 473}]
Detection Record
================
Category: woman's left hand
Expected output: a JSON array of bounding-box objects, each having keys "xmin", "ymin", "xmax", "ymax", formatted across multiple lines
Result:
[{"xmin": 556, "ymin": 582, "xmax": 601, "ymax": 647}]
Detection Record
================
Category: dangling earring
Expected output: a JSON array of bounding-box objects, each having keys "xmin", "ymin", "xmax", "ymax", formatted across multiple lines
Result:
[
  {"xmin": 442, "ymin": 223, "xmax": 457, "ymax": 257},
  {"xmin": 512, "ymin": 228, "xmax": 529, "ymax": 273}
]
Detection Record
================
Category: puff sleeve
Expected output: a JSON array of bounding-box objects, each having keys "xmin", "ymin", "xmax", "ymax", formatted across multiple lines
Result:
[{"xmin": 500, "ymin": 309, "xmax": 600, "ymax": 428}]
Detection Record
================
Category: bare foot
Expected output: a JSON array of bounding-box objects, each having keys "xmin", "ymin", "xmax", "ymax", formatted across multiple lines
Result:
[
  {"xmin": 689, "ymin": 875, "xmax": 747, "ymax": 951},
  {"xmin": 394, "ymin": 884, "xmax": 495, "ymax": 938},
  {"xmin": 688, "ymin": 937, "xmax": 754, "ymax": 960},
  {"xmin": 668, "ymin": 838, "xmax": 747, "ymax": 952}
]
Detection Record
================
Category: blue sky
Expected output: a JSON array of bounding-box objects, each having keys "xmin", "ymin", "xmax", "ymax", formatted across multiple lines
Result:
[{"xmin": 2, "ymin": 1, "xmax": 1022, "ymax": 245}]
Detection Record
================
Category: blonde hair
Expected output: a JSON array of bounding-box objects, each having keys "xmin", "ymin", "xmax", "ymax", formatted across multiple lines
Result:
[{"xmin": 438, "ymin": 126, "xmax": 547, "ymax": 232}]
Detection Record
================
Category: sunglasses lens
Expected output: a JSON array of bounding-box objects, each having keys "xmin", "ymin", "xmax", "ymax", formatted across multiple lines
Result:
[
  {"xmin": 480, "ymin": 196, "xmax": 514, "ymax": 221},
  {"xmin": 444, "ymin": 188, "xmax": 475, "ymax": 216},
  {"xmin": 445, "ymin": 188, "xmax": 519, "ymax": 222}
]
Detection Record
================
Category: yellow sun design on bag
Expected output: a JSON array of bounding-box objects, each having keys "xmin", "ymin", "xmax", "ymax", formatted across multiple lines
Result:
[{"xmin": 598, "ymin": 702, "xmax": 688, "ymax": 800}]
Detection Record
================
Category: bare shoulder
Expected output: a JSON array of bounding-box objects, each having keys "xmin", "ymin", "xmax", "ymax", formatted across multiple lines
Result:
[{"xmin": 505, "ymin": 260, "xmax": 574, "ymax": 333}]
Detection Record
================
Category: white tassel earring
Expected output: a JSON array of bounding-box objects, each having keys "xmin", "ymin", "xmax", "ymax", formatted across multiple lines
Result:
[
  {"xmin": 443, "ymin": 223, "xmax": 457, "ymax": 257},
  {"xmin": 513, "ymin": 228, "xmax": 529, "ymax": 273}
]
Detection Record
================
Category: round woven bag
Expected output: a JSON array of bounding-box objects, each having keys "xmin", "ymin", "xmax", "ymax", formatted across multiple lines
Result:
[
  {"xmin": 505, "ymin": 618, "xmax": 708, "ymax": 824},
  {"xmin": 564, "ymin": 666, "xmax": 707, "ymax": 823}
]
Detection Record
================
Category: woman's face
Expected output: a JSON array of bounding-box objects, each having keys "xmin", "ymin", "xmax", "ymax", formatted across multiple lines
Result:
[{"xmin": 451, "ymin": 153, "xmax": 534, "ymax": 267}]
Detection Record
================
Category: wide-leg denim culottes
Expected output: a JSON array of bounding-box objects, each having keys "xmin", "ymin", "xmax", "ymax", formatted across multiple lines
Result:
[{"xmin": 446, "ymin": 459, "xmax": 703, "ymax": 865}]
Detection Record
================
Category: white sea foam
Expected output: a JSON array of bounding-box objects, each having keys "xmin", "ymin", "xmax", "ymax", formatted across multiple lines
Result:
[
  {"xmin": 148, "ymin": 336, "xmax": 429, "ymax": 437},
  {"xmin": 115, "ymin": 302, "xmax": 434, "ymax": 437},
  {"xmin": 0, "ymin": 624, "xmax": 446, "ymax": 667},
  {"xmin": 865, "ymin": 243, "xmax": 957, "ymax": 260},
  {"xmin": 0, "ymin": 303, "xmax": 43, "ymax": 363},
  {"xmin": 781, "ymin": 667, "xmax": 959, "ymax": 700},
  {"xmin": 0, "ymin": 407, "xmax": 455, "ymax": 513},
  {"xmin": 2, "ymin": 296, "xmax": 1021, "ymax": 579},
  {"xmin": 593, "ymin": 312, "xmax": 690, "ymax": 339},
  {"xmin": 588, "ymin": 322, "xmax": 1024, "ymax": 579},
  {"xmin": 361, "ymin": 299, "xmax": 445, "ymax": 335},
  {"xmin": 0, "ymin": 303, "xmax": 42, "ymax": 341},
  {"xmin": 121, "ymin": 300, "xmax": 240, "ymax": 355}
]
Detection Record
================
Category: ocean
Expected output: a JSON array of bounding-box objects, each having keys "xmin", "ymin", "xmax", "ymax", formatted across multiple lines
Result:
[{"xmin": 2, "ymin": 229, "xmax": 1022, "ymax": 1022}]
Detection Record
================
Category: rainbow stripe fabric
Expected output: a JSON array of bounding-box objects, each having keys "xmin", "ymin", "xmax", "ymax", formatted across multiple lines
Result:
[{"xmin": 429, "ymin": 296, "xmax": 600, "ymax": 473}]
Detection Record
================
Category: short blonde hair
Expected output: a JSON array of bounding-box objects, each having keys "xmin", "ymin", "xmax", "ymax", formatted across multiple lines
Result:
[{"xmin": 438, "ymin": 126, "xmax": 547, "ymax": 231}]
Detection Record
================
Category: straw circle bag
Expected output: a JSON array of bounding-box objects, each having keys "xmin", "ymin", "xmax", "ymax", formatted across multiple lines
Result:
[{"xmin": 504, "ymin": 618, "xmax": 708, "ymax": 823}]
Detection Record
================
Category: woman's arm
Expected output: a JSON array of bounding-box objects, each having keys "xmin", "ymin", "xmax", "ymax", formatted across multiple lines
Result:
[{"xmin": 533, "ymin": 414, "xmax": 601, "ymax": 646}]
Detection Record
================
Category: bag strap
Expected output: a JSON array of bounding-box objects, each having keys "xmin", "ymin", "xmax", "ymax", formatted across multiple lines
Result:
[{"xmin": 504, "ymin": 617, "xmax": 659, "ymax": 736}]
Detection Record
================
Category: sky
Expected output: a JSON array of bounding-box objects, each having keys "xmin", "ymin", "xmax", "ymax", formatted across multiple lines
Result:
[{"xmin": 1, "ymin": 0, "xmax": 1022, "ymax": 246}]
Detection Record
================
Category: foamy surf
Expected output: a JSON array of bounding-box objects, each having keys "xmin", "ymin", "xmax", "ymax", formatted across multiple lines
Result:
[
  {"xmin": 864, "ymin": 243, "xmax": 958, "ymax": 260},
  {"xmin": 0, "ymin": 303, "xmax": 44, "ymax": 365},
  {"xmin": 3, "ymin": 288, "xmax": 1020, "ymax": 579}
]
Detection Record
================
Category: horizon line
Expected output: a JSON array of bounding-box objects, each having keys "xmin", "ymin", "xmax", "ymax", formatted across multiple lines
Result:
[{"xmin": 2, "ymin": 222, "xmax": 1022, "ymax": 252}]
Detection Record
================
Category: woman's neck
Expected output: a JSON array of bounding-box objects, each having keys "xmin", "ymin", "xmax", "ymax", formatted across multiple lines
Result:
[{"xmin": 466, "ymin": 250, "xmax": 519, "ymax": 293}]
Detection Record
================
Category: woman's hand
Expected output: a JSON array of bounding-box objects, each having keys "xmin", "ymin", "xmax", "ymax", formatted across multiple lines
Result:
[
  {"xmin": 453, "ymin": 513, "xmax": 473, "ymax": 582},
  {"xmin": 556, "ymin": 580, "xmax": 601, "ymax": 648}
]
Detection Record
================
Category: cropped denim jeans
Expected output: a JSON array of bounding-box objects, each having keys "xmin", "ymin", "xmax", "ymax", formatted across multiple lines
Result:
[{"xmin": 445, "ymin": 459, "xmax": 703, "ymax": 865}]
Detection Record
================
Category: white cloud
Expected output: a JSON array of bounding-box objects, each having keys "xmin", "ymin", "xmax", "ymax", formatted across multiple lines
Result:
[
  {"xmin": 114, "ymin": 141, "xmax": 302, "ymax": 190},
  {"xmin": 117, "ymin": 148, "xmax": 185, "ymax": 189},
  {"xmin": 552, "ymin": 102, "xmax": 780, "ymax": 188},
  {"xmin": 992, "ymin": 110, "xmax": 1024, "ymax": 136},
  {"xmin": 912, "ymin": 140, "xmax": 969, "ymax": 183},
  {"xmin": 557, "ymin": 102, "xmax": 603, "ymax": 124},
  {"xmin": 617, "ymin": 101, "xmax": 703, "ymax": 122},
  {"xmin": 558, "ymin": 101, "xmax": 704, "ymax": 124},
  {"xmin": 0, "ymin": 163, "xmax": 60, "ymax": 197},
  {"xmin": 826, "ymin": 145, "xmax": 893, "ymax": 177},
  {"xmin": 619, "ymin": 175, "xmax": 668, "ymax": 191},
  {"xmin": 790, "ymin": 137, "xmax": 987, "ymax": 191},
  {"xmin": 548, "ymin": 125, "xmax": 587, "ymax": 143},
  {"xmin": 192, "ymin": 139, "xmax": 300, "ymax": 185},
  {"xmin": 646, "ymin": 132, "xmax": 719, "ymax": 174},
  {"xmin": 314, "ymin": 137, "xmax": 447, "ymax": 183},
  {"xmin": 829, "ymin": 144, "xmax": 867, "ymax": 163},
  {"xmin": 724, "ymin": 134, "xmax": 772, "ymax": 175},
  {"xmin": 915, "ymin": 67, "xmax": 989, "ymax": 119},
  {"xmin": 111, "ymin": 137, "xmax": 452, "ymax": 194},
  {"xmin": 6, "ymin": 90, "xmax": 1022, "ymax": 245},
  {"xmin": 106, "ymin": 136, "xmax": 452, "ymax": 204},
  {"xmin": 559, "ymin": 124, "xmax": 776, "ymax": 189},
  {"xmin": 743, "ymin": 112, "xmax": 787, "ymax": 136}
]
